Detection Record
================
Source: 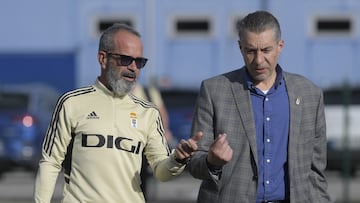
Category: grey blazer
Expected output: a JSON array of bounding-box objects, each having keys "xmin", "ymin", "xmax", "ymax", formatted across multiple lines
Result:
[{"xmin": 188, "ymin": 67, "xmax": 332, "ymax": 203}]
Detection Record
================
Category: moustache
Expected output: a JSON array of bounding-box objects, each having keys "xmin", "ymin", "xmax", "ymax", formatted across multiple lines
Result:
[{"xmin": 122, "ymin": 71, "xmax": 137, "ymax": 79}]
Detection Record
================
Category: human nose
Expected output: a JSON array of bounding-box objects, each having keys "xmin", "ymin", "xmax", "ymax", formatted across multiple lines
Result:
[{"xmin": 254, "ymin": 51, "xmax": 264, "ymax": 65}]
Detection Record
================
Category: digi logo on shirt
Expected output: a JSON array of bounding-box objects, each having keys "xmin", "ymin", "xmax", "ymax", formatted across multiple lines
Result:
[{"xmin": 81, "ymin": 134, "xmax": 142, "ymax": 154}]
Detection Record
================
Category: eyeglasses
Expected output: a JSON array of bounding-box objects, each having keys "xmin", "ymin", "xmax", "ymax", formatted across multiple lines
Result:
[{"xmin": 105, "ymin": 52, "xmax": 148, "ymax": 69}]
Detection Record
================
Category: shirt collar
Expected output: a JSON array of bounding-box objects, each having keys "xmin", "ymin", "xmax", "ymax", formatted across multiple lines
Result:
[{"xmin": 245, "ymin": 64, "xmax": 284, "ymax": 90}]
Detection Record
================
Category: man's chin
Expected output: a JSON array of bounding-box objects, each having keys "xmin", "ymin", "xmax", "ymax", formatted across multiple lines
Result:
[
  {"xmin": 113, "ymin": 88, "xmax": 130, "ymax": 97},
  {"xmin": 113, "ymin": 81, "xmax": 136, "ymax": 96}
]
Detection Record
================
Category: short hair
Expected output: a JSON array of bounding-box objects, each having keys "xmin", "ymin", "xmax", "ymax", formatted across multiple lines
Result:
[
  {"xmin": 237, "ymin": 10, "xmax": 281, "ymax": 42},
  {"xmin": 98, "ymin": 23, "xmax": 141, "ymax": 52}
]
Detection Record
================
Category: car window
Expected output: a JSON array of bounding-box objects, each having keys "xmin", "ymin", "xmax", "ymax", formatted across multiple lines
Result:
[
  {"xmin": 0, "ymin": 92, "xmax": 29, "ymax": 111},
  {"xmin": 324, "ymin": 88, "xmax": 360, "ymax": 105},
  {"xmin": 161, "ymin": 90, "xmax": 198, "ymax": 109}
]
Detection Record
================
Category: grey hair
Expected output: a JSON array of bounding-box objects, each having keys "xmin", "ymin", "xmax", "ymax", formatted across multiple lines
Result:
[
  {"xmin": 237, "ymin": 10, "xmax": 281, "ymax": 42},
  {"xmin": 98, "ymin": 23, "xmax": 141, "ymax": 52}
]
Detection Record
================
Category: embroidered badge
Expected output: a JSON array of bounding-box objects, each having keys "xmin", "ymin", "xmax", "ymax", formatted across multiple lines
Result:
[{"xmin": 130, "ymin": 112, "xmax": 138, "ymax": 128}]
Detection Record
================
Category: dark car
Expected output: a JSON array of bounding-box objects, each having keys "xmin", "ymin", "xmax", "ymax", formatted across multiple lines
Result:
[
  {"xmin": 0, "ymin": 83, "xmax": 59, "ymax": 176},
  {"xmin": 161, "ymin": 89, "xmax": 199, "ymax": 142},
  {"xmin": 324, "ymin": 88, "xmax": 360, "ymax": 176}
]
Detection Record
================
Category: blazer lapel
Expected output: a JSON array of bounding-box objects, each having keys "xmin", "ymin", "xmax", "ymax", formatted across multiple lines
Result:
[{"xmin": 230, "ymin": 71, "xmax": 258, "ymax": 168}]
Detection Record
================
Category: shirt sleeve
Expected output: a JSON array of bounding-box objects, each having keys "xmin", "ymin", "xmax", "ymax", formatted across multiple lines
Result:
[
  {"xmin": 34, "ymin": 97, "xmax": 72, "ymax": 203},
  {"xmin": 144, "ymin": 109, "xmax": 186, "ymax": 181},
  {"xmin": 34, "ymin": 156, "xmax": 62, "ymax": 203}
]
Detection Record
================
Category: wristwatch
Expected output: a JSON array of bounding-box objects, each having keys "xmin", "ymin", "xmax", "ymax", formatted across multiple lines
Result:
[{"xmin": 175, "ymin": 156, "xmax": 191, "ymax": 165}]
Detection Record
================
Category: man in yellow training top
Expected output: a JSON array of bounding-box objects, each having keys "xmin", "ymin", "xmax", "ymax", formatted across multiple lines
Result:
[{"xmin": 34, "ymin": 23, "xmax": 201, "ymax": 203}]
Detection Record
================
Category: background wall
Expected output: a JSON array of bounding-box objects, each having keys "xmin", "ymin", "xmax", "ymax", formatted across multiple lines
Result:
[{"xmin": 0, "ymin": 0, "xmax": 359, "ymax": 93}]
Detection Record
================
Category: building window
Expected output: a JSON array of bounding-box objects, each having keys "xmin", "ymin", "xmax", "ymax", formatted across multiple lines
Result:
[
  {"xmin": 92, "ymin": 17, "xmax": 135, "ymax": 38},
  {"xmin": 98, "ymin": 19, "xmax": 134, "ymax": 33},
  {"xmin": 176, "ymin": 20, "xmax": 209, "ymax": 33},
  {"xmin": 171, "ymin": 16, "xmax": 213, "ymax": 37},
  {"xmin": 317, "ymin": 19, "xmax": 351, "ymax": 33},
  {"xmin": 311, "ymin": 15, "xmax": 355, "ymax": 37}
]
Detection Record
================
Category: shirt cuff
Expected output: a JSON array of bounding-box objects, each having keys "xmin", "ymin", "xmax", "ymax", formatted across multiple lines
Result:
[
  {"xmin": 206, "ymin": 158, "xmax": 222, "ymax": 178},
  {"xmin": 170, "ymin": 150, "xmax": 189, "ymax": 166}
]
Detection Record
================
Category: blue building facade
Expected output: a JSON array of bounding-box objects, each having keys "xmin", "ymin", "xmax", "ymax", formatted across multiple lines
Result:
[{"xmin": 0, "ymin": 0, "xmax": 359, "ymax": 93}]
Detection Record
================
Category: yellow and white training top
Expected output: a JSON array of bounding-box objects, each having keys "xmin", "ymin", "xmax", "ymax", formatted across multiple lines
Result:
[{"xmin": 34, "ymin": 79, "xmax": 185, "ymax": 203}]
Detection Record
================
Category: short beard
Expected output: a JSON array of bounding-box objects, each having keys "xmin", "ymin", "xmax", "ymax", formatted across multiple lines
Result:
[{"xmin": 106, "ymin": 65, "xmax": 136, "ymax": 97}]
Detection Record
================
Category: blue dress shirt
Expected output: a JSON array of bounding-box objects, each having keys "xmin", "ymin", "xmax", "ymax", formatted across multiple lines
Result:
[{"xmin": 245, "ymin": 65, "xmax": 290, "ymax": 202}]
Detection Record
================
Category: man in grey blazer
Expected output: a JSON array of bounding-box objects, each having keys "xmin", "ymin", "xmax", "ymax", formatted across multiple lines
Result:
[{"xmin": 187, "ymin": 11, "xmax": 332, "ymax": 203}]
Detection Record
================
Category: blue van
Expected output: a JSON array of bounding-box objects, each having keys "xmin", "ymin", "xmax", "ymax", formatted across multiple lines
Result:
[{"xmin": 0, "ymin": 84, "xmax": 59, "ymax": 176}]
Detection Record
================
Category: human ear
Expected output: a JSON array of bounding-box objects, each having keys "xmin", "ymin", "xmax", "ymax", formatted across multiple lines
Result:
[{"xmin": 98, "ymin": 51, "xmax": 107, "ymax": 69}]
